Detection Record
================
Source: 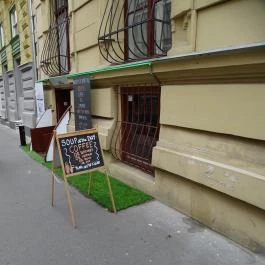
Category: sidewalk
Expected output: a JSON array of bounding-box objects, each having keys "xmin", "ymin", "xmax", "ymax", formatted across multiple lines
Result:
[{"xmin": 0, "ymin": 124, "xmax": 264, "ymax": 265}]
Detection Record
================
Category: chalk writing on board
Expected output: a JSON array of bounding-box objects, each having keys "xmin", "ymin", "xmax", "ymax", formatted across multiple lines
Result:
[
  {"xmin": 57, "ymin": 130, "xmax": 104, "ymax": 176},
  {"xmin": 73, "ymin": 76, "xmax": 92, "ymax": 131}
]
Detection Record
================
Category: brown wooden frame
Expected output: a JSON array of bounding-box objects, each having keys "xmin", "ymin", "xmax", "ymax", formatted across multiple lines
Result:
[
  {"xmin": 124, "ymin": 0, "xmax": 167, "ymax": 60},
  {"xmin": 120, "ymin": 86, "xmax": 161, "ymax": 174},
  {"xmin": 51, "ymin": 129, "xmax": 116, "ymax": 228}
]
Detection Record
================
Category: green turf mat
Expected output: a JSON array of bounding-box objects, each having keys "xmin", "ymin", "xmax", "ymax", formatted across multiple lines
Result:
[{"xmin": 21, "ymin": 145, "xmax": 153, "ymax": 211}]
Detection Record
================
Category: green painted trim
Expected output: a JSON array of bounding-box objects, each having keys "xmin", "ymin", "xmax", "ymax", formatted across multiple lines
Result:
[
  {"xmin": 0, "ymin": 49, "xmax": 7, "ymax": 63},
  {"xmin": 37, "ymin": 61, "xmax": 152, "ymax": 83},
  {"xmin": 0, "ymin": 45, "xmax": 6, "ymax": 53},
  {"xmin": 11, "ymin": 36, "xmax": 20, "ymax": 57}
]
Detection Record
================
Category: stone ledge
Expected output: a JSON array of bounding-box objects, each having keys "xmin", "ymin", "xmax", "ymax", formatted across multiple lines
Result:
[
  {"xmin": 154, "ymin": 169, "xmax": 265, "ymax": 252},
  {"xmin": 152, "ymin": 145, "xmax": 265, "ymax": 211},
  {"xmin": 108, "ymin": 159, "xmax": 155, "ymax": 196}
]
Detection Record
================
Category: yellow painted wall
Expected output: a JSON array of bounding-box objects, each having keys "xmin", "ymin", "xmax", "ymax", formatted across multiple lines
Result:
[
  {"xmin": 77, "ymin": 47, "xmax": 105, "ymax": 72},
  {"xmin": 194, "ymin": 0, "xmax": 228, "ymax": 10},
  {"xmin": 196, "ymin": 0, "xmax": 265, "ymax": 51},
  {"xmin": 154, "ymin": 169, "xmax": 265, "ymax": 252},
  {"xmin": 0, "ymin": 0, "xmax": 33, "ymax": 70},
  {"xmin": 17, "ymin": 0, "xmax": 32, "ymax": 64},
  {"xmin": 160, "ymin": 84, "xmax": 265, "ymax": 141},
  {"xmin": 153, "ymin": 127, "xmax": 265, "ymax": 210},
  {"xmin": 169, "ymin": 0, "xmax": 265, "ymax": 55},
  {"xmin": 32, "ymin": 0, "xmax": 50, "ymax": 40},
  {"xmin": 91, "ymin": 88, "xmax": 116, "ymax": 118},
  {"xmin": 43, "ymin": 86, "xmax": 56, "ymax": 124},
  {"xmin": 31, "ymin": 0, "xmax": 51, "ymax": 80},
  {"xmin": 69, "ymin": 0, "xmax": 110, "ymax": 73}
]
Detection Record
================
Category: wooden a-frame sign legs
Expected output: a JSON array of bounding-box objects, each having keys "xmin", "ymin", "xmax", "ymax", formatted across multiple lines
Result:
[{"xmin": 51, "ymin": 130, "xmax": 116, "ymax": 228}]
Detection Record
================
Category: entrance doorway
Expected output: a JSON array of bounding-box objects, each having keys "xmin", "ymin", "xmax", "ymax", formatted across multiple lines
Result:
[{"xmin": 55, "ymin": 89, "xmax": 70, "ymax": 122}]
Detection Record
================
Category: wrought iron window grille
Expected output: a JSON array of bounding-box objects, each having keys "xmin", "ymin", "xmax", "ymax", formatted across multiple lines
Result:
[
  {"xmin": 98, "ymin": 0, "xmax": 172, "ymax": 64},
  {"xmin": 110, "ymin": 86, "xmax": 161, "ymax": 174},
  {"xmin": 41, "ymin": 0, "xmax": 70, "ymax": 77}
]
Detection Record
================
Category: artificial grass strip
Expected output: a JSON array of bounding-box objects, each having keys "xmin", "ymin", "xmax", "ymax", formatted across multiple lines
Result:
[
  {"xmin": 21, "ymin": 145, "xmax": 153, "ymax": 211},
  {"xmin": 68, "ymin": 172, "xmax": 153, "ymax": 211}
]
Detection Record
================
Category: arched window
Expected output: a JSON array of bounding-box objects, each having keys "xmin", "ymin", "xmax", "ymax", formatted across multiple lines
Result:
[{"xmin": 98, "ymin": 0, "xmax": 171, "ymax": 63}]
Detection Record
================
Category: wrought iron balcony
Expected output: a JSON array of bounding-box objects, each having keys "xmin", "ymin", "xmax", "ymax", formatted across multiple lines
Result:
[
  {"xmin": 98, "ymin": 0, "xmax": 172, "ymax": 64},
  {"xmin": 41, "ymin": 0, "xmax": 70, "ymax": 77}
]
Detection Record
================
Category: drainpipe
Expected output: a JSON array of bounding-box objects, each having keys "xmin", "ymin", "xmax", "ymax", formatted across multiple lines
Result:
[
  {"xmin": 69, "ymin": 2, "xmax": 78, "ymax": 73},
  {"xmin": 28, "ymin": 0, "xmax": 39, "ymax": 127},
  {"xmin": 149, "ymin": 63, "xmax": 161, "ymax": 86},
  {"xmin": 27, "ymin": 0, "xmax": 37, "ymax": 81}
]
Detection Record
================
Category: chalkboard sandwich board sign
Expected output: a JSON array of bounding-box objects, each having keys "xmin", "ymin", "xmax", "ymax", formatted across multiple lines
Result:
[
  {"xmin": 51, "ymin": 128, "xmax": 116, "ymax": 227},
  {"xmin": 56, "ymin": 129, "xmax": 104, "ymax": 177},
  {"xmin": 73, "ymin": 76, "xmax": 92, "ymax": 131}
]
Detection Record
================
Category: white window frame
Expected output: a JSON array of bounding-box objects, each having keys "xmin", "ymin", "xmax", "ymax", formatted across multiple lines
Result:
[
  {"xmin": 0, "ymin": 23, "xmax": 4, "ymax": 48},
  {"xmin": 10, "ymin": 7, "xmax": 18, "ymax": 38}
]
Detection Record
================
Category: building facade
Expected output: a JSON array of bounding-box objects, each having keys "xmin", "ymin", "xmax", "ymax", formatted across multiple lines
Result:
[
  {"xmin": 34, "ymin": 0, "xmax": 265, "ymax": 251},
  {"xmin": 0, "ymin": 0, "xmax": 36, "ymax": 133}
]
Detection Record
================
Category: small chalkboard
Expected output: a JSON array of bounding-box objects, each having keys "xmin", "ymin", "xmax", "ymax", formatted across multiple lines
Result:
[
  {"xmin": 73, "ymin": 76, "xmax": 92, "ymax": 131},
  {"xmin": 56, "ymin": 129, "xmax": 104, "ymax": 177}
]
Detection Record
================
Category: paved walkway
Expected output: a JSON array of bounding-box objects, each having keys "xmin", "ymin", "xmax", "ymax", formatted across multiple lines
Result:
[{"xmin": 0, "ymin": 124, "xmax": 264, "ymax": 265}]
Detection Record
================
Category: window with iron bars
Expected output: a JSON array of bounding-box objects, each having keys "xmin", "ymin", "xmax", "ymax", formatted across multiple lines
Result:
[
  {"xmin": 98, "ymin": 0, "xmax": 171, "ymax": 64},
  {"xmin": 41, "ymin": 0, "xmax": 70, "ymax": 77},
  {"xmin": 111, "ymin": 87, "xmax": 160, "ymax": 174}
]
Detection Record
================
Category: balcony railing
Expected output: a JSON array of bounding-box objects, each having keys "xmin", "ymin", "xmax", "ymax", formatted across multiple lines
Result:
[
  {"xmin": 41, "ymin": 0, "xmax": 70, "ymax": 77},
  {"xmin": 98, "ymin": 0, "xmax": 171, "ymax": 64}
]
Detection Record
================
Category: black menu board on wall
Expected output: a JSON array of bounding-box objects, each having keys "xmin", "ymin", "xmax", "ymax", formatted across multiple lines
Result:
[
  {"xmin": 56, "ymin": 129, "xmax": 104, "ymax": 176},
  {"xmin": 73, "ymin": 75, "xmax": 92, "ymax": 130}
]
